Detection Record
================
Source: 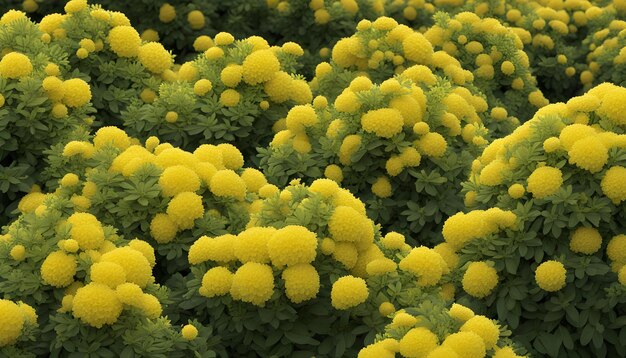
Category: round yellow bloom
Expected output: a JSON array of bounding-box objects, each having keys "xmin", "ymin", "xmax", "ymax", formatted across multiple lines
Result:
[
  {"xmin": 361, "ymin": 108, "xmax": 404, "ymax": 138},
  {"xmin": 62, "ymin": 78, "xmax": 91, "ymax": 108},
  {"xmin": 159, "ymin": 3, "xmax": 176, "ymax": 23},
  {"xmin": 597, "ymin": 86, "xmax": 626, "ymax": 125},
  {"xmin": 188, "ymin": 235, "xmax": 236, "ymax": 265},
  {"xmin": 90, "ymin": 261, "xmax": 126, "ymax": 288},
  {"xmin": 242, "ymin": 49, "xmax": 280, "ymax": 85},
  {"xmin": 399, "ymin": 247, "xmax": 444, "ymax": 286},
  {"xmin": 93, "ymin": 126, "xmax": 131, "ymax": 150},
  {"xmin": 187, "ymin": 10, "xmax": 205, "ymax": 30},
  {"xmin": 442, "ymin": 332, "xmax": 486, "ymax": 358},
  {"xmin": 399, "ymin": 327, "xmax": 438, "ymax": 358},
  {"xmin": 159, "ymin": 165, "xmax": 201, "ymax": 197},
  {"xmin": 0, "ymin": 52, "xmax": 32, "ymax": 79},
  {"xmin": 234, "ymin": 227, "xmax": 275, "ymax": 263},
  {"xmin": 230, "ymin": 262, "xmax": 275, "ymax": 306},
  {"xmin": 67, "ymin": 212, "xmax": 105, "ymax": 250},
  {"xmin": 107, "ymin": 26, "xmax": 141, "ymax": 57},
  {"xmin": 193, "ymin": 35, "xmax": 213, "ymax": 52},
  {"xmin": 331, "ymin": 275, "xmax": 369, "ymax": 309},
  {"xmin": 449, "ymin": 303, "xmax": 475, "ymax": 322},
  {"xmin": 101, "ymin": 247, "xmax": 153, "ymax": 288},
  {"xmin": 379, "ymin": 302, "xmax": 396, "ymax": 316},
  {"xmin": 372, "ymin": 176, "xmax": 392, "ymax": 198},
  {"xmin": 182, "ymin": 324, "xmax": 199, "ymax": 340},
  {"xmin": 166, "ymin": 192, "xmax": 204, "ymax": 230},
  {"xmin": 460, "ymin": 315, "xmax": 500, "ymax": 349},
  {"xmin": 220, "ymin": 89, "xmax": 240, "ymax": 107},
  {"xmin": 570, "ymin": 227, "xmax": 602, "ymax": 255},
  {"xmin": 403, "ymin": 32, "xmax": 433, "ymax": 63},
  {"xmin": 328, "ymin": 206, "xmax": 373, "ymax": 245},
  {"xmin": 536, "ymin": 260, "xmax": 567, "ymax": 292},
  {"xmin": 601, "ymin": 166, "xmax": 626, "ymax": 204},
  {"xmin": 462, "ymin": 261, "xmax": 498, "ymax": 298},
  {"xmin": 220, "ymin": 65, "xmax": 243, "ymax": 87},
  {"xmin": 568, "ymin": 136, "xmax": 607, "ymax": 173},
  {"xmin": 282, "ymin": 264, "xmax": 320, "ymax": 303},
  {"xmin": 543, "ymin": 137, "xmax": 561, "ymax": 153},
  {"xmin": 200, "ymin": 266, "xmax": 233, "ymax": 297},
  {"xmin": 508, "ymin": 184, "xmax": 525, "ymax": 199},
  {"xmin": 194, "ymin": 79, "xmax": 212, "ymax": 96},
  {"xmin": 426, "ymin": 347, "xmax": 459, "ymax": 358},
  {"xmin": 150, "ymin": 213, "xmax": 178, "ymax": 244},
  {"xmin": 608, "ymin": 235, "xmax": 626, "ymax": 263},
  {"xmin": 526, "ymin": 166, "xmax": 563, "ymax": 199},
  {"xmin": 209, "ymin": 170, "xmax": 247, "ymax": 200},
  {"xmin": 72, "ymin": 283, "xmax": 123, "ymax": 328},
  {"xmin": 286, "ymin": 105, "xmax": 318, "ymax": 133},
  {"xmin": 10, "ymin": 245, "xmax": 25, "ymax": 261},
  {"xmin": 267, "ymin": 225, "xmax": 317, "ymax": 267},
  {"xmin": 115, "ymin": 283, "xmax": 143, "ymax": 305},
  {"xmin": 417, "ymin": 132, "xmax": 447, "ymax": 157},
  {"xmin": 381, "ymin": 232, "xmax": 405, "ymax": 250},
  {"xmin": 0, "ymin": 300, "xmax": 25, "ymax": 346},
  {"xmin": 138, "ymin": 42, "xmax": 172, "ymax": 74}
]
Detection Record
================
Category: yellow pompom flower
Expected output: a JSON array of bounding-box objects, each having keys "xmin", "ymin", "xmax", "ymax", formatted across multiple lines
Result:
[
  {"xmin": 442, "ymin": 332, "xmax": 486, "ymax": 358},
  {"xmin": 372, "ymin": 176, "xmax": 392, "ymax": 198},
  {"xmin": 381, "ymin": 232, "xmax": 405, "ymax": 250},
  {"xmin": 361, "ymin": 108, "xmax": 404, "ymax": 138},
  {"xmin": 417, "ymin": 132, "xmax": 447, "ymax": 157},
  {"xmin": 597, "ymin": 86, "xmax": 626, "ymax": 125},
  {"xmin": 570, "ymin": 227, "xmax": 602, "ymax": 255},
  {"xmin": 240, "ymin": 168, "xmax": 267, "ymax": 193},
  {"xmin": 150, "ymin": 213, "xmax": 178, "ymax": 244},
  {"xmin": 234, "ymin": 227, "xmax": 274, "ymax": 263},
  {"xmin": 568, "ymin": 136, "xmax": 607, "ymax": 173},
  {"xmin": 220, "ymin": 65, "xmax": 243, "ymax": 87},
  {"xmin": 93, "ymin": 126, "xmax": 131, "ymax": 150},
  {"xmin": 116, "ymin": 283, "xmax": 143, "ymax": 305},
  {"xmin": 508, "ymin": 184, "xmax": 525, "ymax": 199},
  {"xmin": 0, "ymin": 299, "xmax": 25, "ymax": 346},
  {"xmin": 188, "ymin": 235, "xmax": 236, "ymax": 265},
  {"xmin": 100, "ymin": 247, "xmax": 153, "ymax": 288},
  {"xmin": 229, "ymin": 262, "xmax": 275, "ymax": 306},
  {"xmin": 64, "ymin": 0, "xmax": 86, "ymax": 13},
  {"xmin": 309, "ymin": 178, "xmax": 340, "ymax": 197},
  {"xmin": 526, "ymin": 166, "xmax": 563, "ymax": 199},
  {"xmin": 90, "ymin": 261, "xmax": 126, "ymax": 288},
  {"xmin": 286, "ymin": 105, "xmax": 318, "ymax": 133},
  {"xmin": 10, "ymin": 245, "xmax": 26, "ymax": 261},
  {"xmin": 462, "ymin": 261, "xmax": 498, "ymax": 298},
  {"xmin": 328, "ymin": 206, "xmax": 373, "ymax": 244},
  {"xmin": 242, "ymin": 49, "xmax": 280, "ymax": 85},
  {"xmin": 209, "ymin": 170, "xmax": 247, "ymax": 200},
  {"xmin": 535, "ymin": 260, "xmax": 567, "ymax": 292},
  {"xmin": 601, "ymin": 166, "xmax": 626, "ymax": 204},
  {"xmin": 62, "ymin": 78, "xmax": 91, "ymax": 108},
  {"xmin": 166, "ymin": 192, "xmax": 204, "ymax": 230},
  {"xmin": 403, "ymin": 32, "xmax": 433, "ymax": 63},
  {"xmin": 220, "ymin": 89, "xmax": 240, "ymax": 107},
  {"xmin": 267, "ymin": 225, "xmax": 318, "ymax": 267},
  {"xmin": 449, "ymin": 303, "xmax": 475, "ymax": 322},
  {"xmin": 331, "ymin": 275, "xmax": 369, "ymax": 309},
  {"xmin": 0, "ymin": 10, "xmax": 26, "ymax": 24},
  {"xmin": 159, "ymin": 165, "xmax": 201, "ymax": 197},
  {"xmin": 187, "ymin": 10, "xmax": 205, "ymax": 30},
  {"xmin": 182, "ymin": 324, "xmax": 199, "ymax": 340},
  {"xmin": 399, "ymin": 327, "xmax": 438, "ymax": 358},
  {"xmin": 0, "ymin": 52, "xmax": 32, "ymax": 79},
  {"xmin": 72, "ymin": 283, "xmax": 123, "ymax": 328},
  {"xmin": 379, "ymin": 302, "xmax": 396, "ymax": 317},
  {"xmin": 200, "ymin": 266, "xmax": 233, "ymax": 297},
  {"xmin": 399, "ymin": 247, "xmax": 444, "ymax": 286},
  {"xmin": 282, "ymin": 264, "xmax": 320, "ymax": 303},
  {"xmin": 41, "ymin": 251, "xmax": 76, "ymax": 287},
  {"xmin": 194, "ymin": 79, "xmax": 213, "ymax": 96},
  {"xmin": 193, "ymin": 35, "xmax": 213, "ymax": 52},
  {"xmin": 460, "ymin": 315, "xmax": 500, "ymax": 349},
  {"xmin": 67, "ymin": 213, "xmax": 105, "ymax": 250},
  {"xmin": 138, "ymin": 42, "xmax": 173, "ymax": 74},
  {"xmin": 159, "ymin": 3, "xmax": 176, "ymax": 23},
  {"xmin": 107, "ymin": 26, "xmax": 141, "ymax": 57}
]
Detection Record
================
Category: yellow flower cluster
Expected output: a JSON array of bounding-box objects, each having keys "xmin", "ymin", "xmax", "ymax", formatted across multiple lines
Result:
[{"xmin": 0, "ymin": 299, "xmax": 36, "ymax": 347}]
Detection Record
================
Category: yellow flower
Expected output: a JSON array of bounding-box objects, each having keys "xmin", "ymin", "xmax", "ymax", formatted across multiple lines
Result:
[
  {"xmin": 339, "ymin": 134, "xmax": 361, "ymax": 165},
  {"xmin": 10, "ymin": 244, "xmax": 25, "ymax": 261},
  {"xmin": 234, "ymin": 227, "xmax": 275, "ymax": 263},
  {"xmin": 187, "ymin": 10, "xmax": 205, "ymax": 30},
  {"xmin": 602, "ymin": 166, "xmax": 626, "ymax": 204},
  {"xmin": 378, "ymin": 302, "xmax": 395, "ymax": 316},
  {"xmin": 220, "ymin": 89, "xmax": 240, "ymax": 107},
  {"xmin": 328, "ymin": 206, "xmax": 373, "ymax": 245},
  {"xmin": 570, "ymin": 227, "xmax": 602, "ymax": 255},
  {"xmin": 535, "ymin": 260, "xmax": 566, "ymax": 292},
  {"xmin": 209, "ymin": 170, "xmax": 247, "ymax": 200},
  {"xmin": 166, "ymin": 192, "xmax": 204, "ymax": 230},
  {"xmin": 309, "ymin": 178, "xmax": 340, "ymax": 197},
  {"xmin": 72, "ymin": 283, "xmax": 123, "ymax": 328},
  {"xmin": 366, "ymin": 258, "xmax": 397, "ymax": 276},
  {"xmin": 331, "ymin": 275, "xmax": 368, "ymax": 309},
  {"xmin": 282, "ymin": 264, "xmax": 320, "ymax": 303},
  {"xmin": 159, "ymin": 3, "xmax": 176, "ymax": 23},
  {"xmin": 381, "ymin": 232, "xmax": 405, "ymax": 250},
  {"xmin": 399, "ymin": 247, "xmax": 444, "ymax": 286},
  {"xmin": 193, "ymin": 79, "xmax": 213, "ymax": 96},
  {"xmin": 93, "ymin": 126, "xmax": 131, "ymax": 150},
  {"xmin": 138, "ymin": 42, "xmax": 172, "ymax": 74},
  {"xmin": 462, "ymin": 261, "xmax": 498, "ymax": 298},
  {"xmin": 286, "ymin": 105, "xmax": 318, "ymax": 133},
  {"xmin": 267, "ymin": 225, "xmax": 317, "ymax": 267},
  {"xmin": 229, "ymin": 262, "xmax": 275, "ymax": 306},
  {"xmin": 402, "ymin": 32, "xmax": 433, "ymax": 63},
  {"xmin": 449, "ymin": 303, "xmax": 475, "ymax": 322},
  {"xmin": 188, "ymin": 235, "xmax": 236, "ymax": 265},
  {"xmin": 372, "ymin": 176, "xmax": 392, "ymax": 198},
  {"xmin": 62, "ymin": 78, "xmax": 91, "ymax": 107},
  {"xmin": 193, "ymin": 35, "xmax": 213, "ymax": 51},
  {"xmin": 460, "ymin": 315, "xmax": 500, "ymax": 349},
  {"xmin": 568, "ymin": 136, "xmax": 607, "ymax": 173},
  {"xmin": 607, "ymin": 235, "xmax": 626, "ymax": 263},
  {"xmin": 100, "ymin": 247, "xmax": 153, "ymax": 288},
  {"xmin": 526, "ymin": 166, "xmax": 563, "ymax": 199},
  {"xmin": 508, "ymin": 184, "xmax": 525, "ymax": 199},
  {"xmin": 150, "ymin": 213, "xmax": 178, "ymax": 244},
  {"xmin": 182, "ymin": 324, "xmax": 199, "ymax": 340},
  {"xmin": 417, "ymin": 132, "xmax": 447, "ymax": 158},
  {"xmin": 64, "ymin": 0, "xmax": 86, "ymax": 13},
  {"xmin": 67, "ymin": 212, "xmax": 105, "ymax": 250},
  {"xmin": 361, "ymin": 108, "xmax": 404, "ymax": 138},
  {"xmin": 107, "ymin": 26, "xmax": 141, "ymax": 57},
  {"xmin": 115, "ymin": 283, "xmax": 143, "ymax": 305},
  {"xmin": 399, "ymin": 327, "xmax": 438, "ymax": 358},
  {"xmin": 90, "ymin": 261, "xmax": 126, "ymax": 288},
  {"xmin": 200, "ymin": 266, "xmax": 233, "ymax": 297},
  {"xmin": 242, "ymin": 49, "xmax": 280, "ymax": 85},
  {"xmin": 597, "ymin": 86, "xmax": 626, "ymax": 125},
  {"xmin": 0, "ymin": 299, "xmax": 25, "ymax": 346},
  {"xmin": 159, "ymin": 165, "xmax": 200, "ymax": 197},
  {"xmin": 220, "ymin": 65, "xmax": 243, "ymax": 87},
  {"xmin": 442, "ymin": 332, "xmax": 486, "ymax": 358},
  {"xmin": 0, "ymin": 52, "xmax": 32, "ymax": 79}
]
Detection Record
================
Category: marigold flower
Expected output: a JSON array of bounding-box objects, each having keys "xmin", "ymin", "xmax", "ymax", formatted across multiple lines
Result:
[
  {"xmin": 462, "ymin": 261, "xmax": 498, "ymax": 298},
  {"xmin": 331, "ymin": 275, "xmax": 368, "ymax": 309},
  {"xmin": 230, "ymin": 262, "xmax": 274, "ymax": 306}
]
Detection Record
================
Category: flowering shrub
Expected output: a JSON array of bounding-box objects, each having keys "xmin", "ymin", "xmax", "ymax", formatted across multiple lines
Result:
[
  {"xmin": 122, "ymin": 33, "xmax": 309, "ymax": 160},
  {"xmin": 359, "ymin": 302, "xmax": 527, "ymax": 357},
  {"xmin": 0, "ymin": 16, "xmax": 93, "ymax": 224},
  {"xmin": 583, "ymin": 16, "xmax": 626, "ymax": 89},
  {"xmin": 447, "ymin": 83, "xmax": 626, "ymax": 357},
  {"xmin": 0, "ymin": 196, "xmax": 218, "ymax": 356},
  {"xmin": 261, "ymin": 70, "xmax": 495, "ymax": 245},
  {"xmin": 0, "ymin": 298, "xmax": 39, "ymax": 357},
  {"xmin": 178, "ymin": 179, "xmax": 462, "ymax": 356}
]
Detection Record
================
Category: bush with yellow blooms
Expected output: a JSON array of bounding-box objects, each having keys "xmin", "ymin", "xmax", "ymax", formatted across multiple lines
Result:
[{"xmin": 450, "ymin": 83, "xmax": 626, "ymax": 357}]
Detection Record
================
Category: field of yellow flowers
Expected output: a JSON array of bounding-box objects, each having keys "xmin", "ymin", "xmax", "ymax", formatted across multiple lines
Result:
[{"xmin": 0, "ymin": 0, "xmax": 625, "ymax": 357}]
